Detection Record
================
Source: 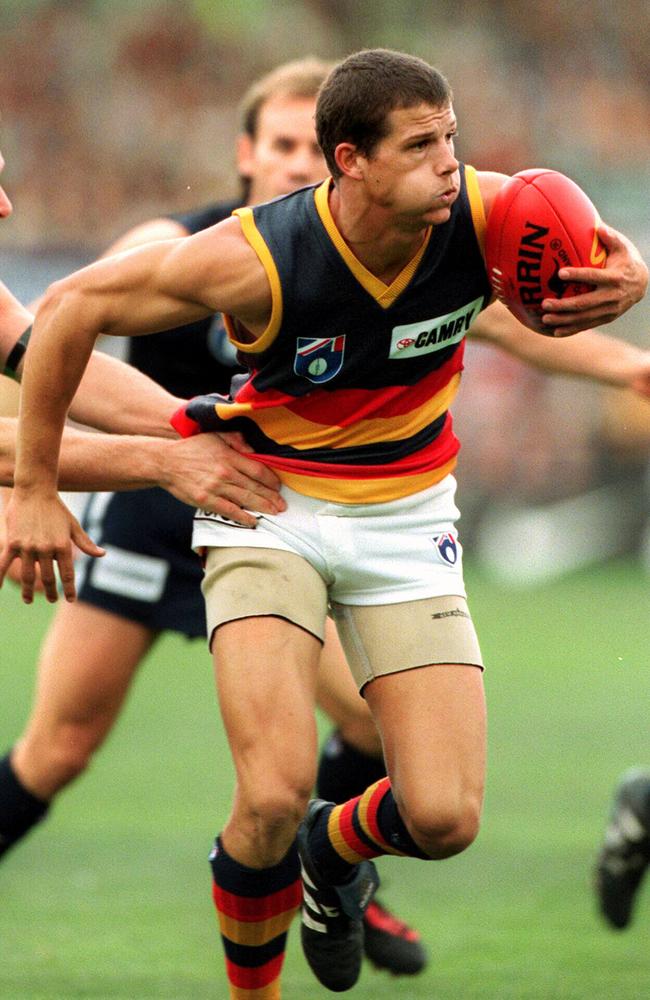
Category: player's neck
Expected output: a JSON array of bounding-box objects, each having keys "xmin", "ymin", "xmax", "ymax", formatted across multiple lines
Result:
[{"xmin": 329, "ymin": 181, "xmax": 428, "ymax": 285}]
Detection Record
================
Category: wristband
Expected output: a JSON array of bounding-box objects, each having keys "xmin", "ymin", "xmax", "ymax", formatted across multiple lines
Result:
[{"xmin": 2, "ymin": 324, "xmax": 32, "ymax": 381}]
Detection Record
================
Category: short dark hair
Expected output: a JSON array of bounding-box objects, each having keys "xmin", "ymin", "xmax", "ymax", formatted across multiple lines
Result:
[
  {"xmin": 316, "ymin": 49, "xmax": 453, "ymax": 179},
  {"xmin": 240, "ymin": 57, "xmax": 335, "ymax": 139}
]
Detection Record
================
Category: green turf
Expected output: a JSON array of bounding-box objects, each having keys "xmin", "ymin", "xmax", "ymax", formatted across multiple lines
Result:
[{"xmin": 1, "ymin": 558, "xmax": 649, "ymax": 998}]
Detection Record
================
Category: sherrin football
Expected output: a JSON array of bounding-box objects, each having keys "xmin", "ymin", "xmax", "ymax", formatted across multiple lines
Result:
[{"xmin": 485, "ymin": 169, "xmax": 607, "ymax": 334}]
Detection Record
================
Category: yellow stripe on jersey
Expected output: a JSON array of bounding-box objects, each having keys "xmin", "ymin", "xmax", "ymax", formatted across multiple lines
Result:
[
  {"xmin": 277, "ymin": 456, "xmax": 458, "ymax": 504},
  {"xmin": 464, "ymin": 165, "xmax": 487, "ymax": 259},
  {"xmin": 314, "ymin": 180, "xmax": 432, "ymax": 309},
  {"xmin": 220, "ymin": 372, "xmax": 461, "ymax": 451},
  {"xmin": 230, "ymin": 207, "xmax": 283, "ymax": 353}
]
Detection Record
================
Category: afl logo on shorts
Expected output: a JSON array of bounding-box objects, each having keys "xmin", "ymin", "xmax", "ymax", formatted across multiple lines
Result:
[
  {"xmin": 295, "ymin": 335, "xmax": 345, "ymax": 383},
  {"xmin": 432, "ymin": 532, "xmax": 458, "ymax": 565},
  {"xmin": 396, "ymin": 337, "xmax": 415, "ymax": 350}
]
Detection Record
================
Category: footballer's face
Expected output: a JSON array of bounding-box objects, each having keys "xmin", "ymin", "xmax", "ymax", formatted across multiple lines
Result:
[
  {"xmin": 237, "ymin": 94, "xmax": 327, "ymax": 205},
  {"xmin": 0, "ymin": 151, "xmax": 13, "ymax": 218},
  {"xmin": 353, "ymin": 102, "xmax": 460, "ymax": 230}
]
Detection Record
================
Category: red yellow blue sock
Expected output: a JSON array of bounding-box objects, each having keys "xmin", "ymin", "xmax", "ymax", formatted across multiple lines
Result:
[
  {"xmin": 209, "ymin": 836, "xmax": 301, "ymax": 999},
  {"xmin": 311, "ymin": 777, "xmax": 428, "ymax": 884}
]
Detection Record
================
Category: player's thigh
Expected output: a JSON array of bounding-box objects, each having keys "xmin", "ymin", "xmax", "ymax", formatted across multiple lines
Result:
[
  {"xmin": 214, "ymin": 615, "xmax": 323, "ymax": 803},
  {"xmin": 27, "ymin": 601, "xmax": 158, "ymax": 733},
  {"xmin": 316, "ymin": 618, "xmax": 381, "ymax": 756},
  {"xmin": 336, "ymin": 595, "xmax": 486, "ymax": 818},
  {"xmin": 365, "ymin": 662, "xmax": 486, "ymax": 824}
]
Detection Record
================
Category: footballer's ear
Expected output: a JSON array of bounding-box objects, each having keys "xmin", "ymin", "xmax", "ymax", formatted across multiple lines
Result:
[
  {"xmin": 236, "ymin": 133, "xmax": 255, "ymax": 180},
  {"xmin": 334, "ymin": 142, "xmax": 364, "ymax": 181}
]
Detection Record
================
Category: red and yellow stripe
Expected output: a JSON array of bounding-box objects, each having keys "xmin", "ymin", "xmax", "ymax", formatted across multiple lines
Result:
[{"xmin": 326, "ymin": 778, "xmax": 408, "ymax": 864}]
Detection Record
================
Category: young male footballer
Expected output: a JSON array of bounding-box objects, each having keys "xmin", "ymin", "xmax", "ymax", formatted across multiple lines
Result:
[{"xmin": 2, "ymin": 49, "xmax": 648, "ymax": 997}]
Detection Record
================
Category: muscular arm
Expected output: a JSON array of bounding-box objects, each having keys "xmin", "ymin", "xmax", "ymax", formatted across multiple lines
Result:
[
  {"xmin": 18, "ymin": 219, "xmax": 268, "ymax": 490},
  {"xmin": 0, "ymin": 275, "xmax": 183, "ymax": 436},
  {"xmin": 1, "ymin": 219, "xmax": 273, "ymax": 601},
  {"xmin": 472, "ymin": 300, "xmax": 650, "ymax": 398}
]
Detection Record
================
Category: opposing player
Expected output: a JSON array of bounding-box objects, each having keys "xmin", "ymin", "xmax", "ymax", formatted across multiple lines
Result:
[
  {"xmin": 3, "ymin": 49, "xmax": 648, "ymax": 997},
  {"xmin": 595, "ymin": 769, "xmax": 650, "ymax": 929},
  {"xmin": 0, "ymin": 61, "xmax": 427, "ymax": 976}
]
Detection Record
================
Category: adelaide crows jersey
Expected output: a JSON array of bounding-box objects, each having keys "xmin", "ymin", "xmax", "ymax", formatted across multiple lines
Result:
[{"xmin": 214, "ymin": 165, "xmax": 491, "ymax": 503}]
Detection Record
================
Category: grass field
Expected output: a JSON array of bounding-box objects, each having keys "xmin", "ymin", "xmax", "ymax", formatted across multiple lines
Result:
[{"xmin": 1, "ymin": 557, "xmax": 649, "ymax": 999}]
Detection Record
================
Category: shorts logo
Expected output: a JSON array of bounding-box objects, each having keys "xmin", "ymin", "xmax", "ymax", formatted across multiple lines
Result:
[
  {"xmin": 295, "ymin": 335, "xmax": 345, "ymax": 383},
  {"xmin": 389, "ymin": 296, "xmax": 483, "ymax": 360},
  {"xmin": 431, "ymin": 532, "xmax": 458, "ymax": 565}
]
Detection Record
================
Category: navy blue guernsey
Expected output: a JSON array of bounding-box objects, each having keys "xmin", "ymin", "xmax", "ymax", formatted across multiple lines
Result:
[{"xmin": 209, "ymin": 165, "xmax": 492, "ymax": 503}]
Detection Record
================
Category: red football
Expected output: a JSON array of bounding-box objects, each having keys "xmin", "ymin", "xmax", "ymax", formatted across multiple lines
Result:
[{"xmin": 485, "ymin": 169, "xmax": 607, "ymax": 334}]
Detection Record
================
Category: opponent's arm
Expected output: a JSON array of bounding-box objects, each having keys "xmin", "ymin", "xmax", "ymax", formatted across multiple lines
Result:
[
  {"xmin": 472, "ymin": 300, "xmax": 650, "ymax": 398},
  {"xmin": 0, "ymin": 417, "xmax": 282, "ymax": 512},
  {"xmin": 478, "ymin": 171, "xmax": 648, "ymax": 337}
]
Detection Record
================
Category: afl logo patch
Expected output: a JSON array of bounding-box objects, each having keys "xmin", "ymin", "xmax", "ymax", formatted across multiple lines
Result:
[
  {"xmin": 396, "ymin": 337, "xmax": 415, "ymax": 350},
  {"xmin": 294, "ymin": 335, "xmax": 345, "ymax": 383},
  {"xmin": 432, "ymin": 532, "xmax": 458, "ymax": 565}
]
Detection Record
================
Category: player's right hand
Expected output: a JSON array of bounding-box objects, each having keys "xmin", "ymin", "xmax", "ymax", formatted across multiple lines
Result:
[
  {"xmin": 158, "ymin": 432, "xmax": 286, "ymax": 526},
  {"xmin": 0, "ymin": 490, "xmax": 104, "ymax": 604}
]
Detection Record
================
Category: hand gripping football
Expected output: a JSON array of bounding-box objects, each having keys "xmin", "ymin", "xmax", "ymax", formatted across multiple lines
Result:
[{"xmin": 485, "ymin": 169, "xmax": 607, "ymax": 334}]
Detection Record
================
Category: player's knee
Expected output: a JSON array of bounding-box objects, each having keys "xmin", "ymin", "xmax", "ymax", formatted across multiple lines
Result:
[
  {"xmin": 403, "ymin": 792, "xmax": 482, "ymax": 859},
  {"xmin": 242, "ymin": 781, "xmax": 312, "ymax": 866},
  {"xmin": 24, "ymin": 722, "xmax": 102, "ymax": 789}
]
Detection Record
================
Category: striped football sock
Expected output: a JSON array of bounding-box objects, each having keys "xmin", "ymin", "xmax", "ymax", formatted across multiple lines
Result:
[
  {"xmin": 310, "ymin": 777, "xmax": 428, "ymax": 884},
  {"xmin": 209, "ymin": 836, "xmax": 301, "ymax": 999}
]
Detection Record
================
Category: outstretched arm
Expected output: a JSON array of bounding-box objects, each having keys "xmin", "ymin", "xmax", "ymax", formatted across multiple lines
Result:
[
  {"xmin": 0, "ymin": 418, "xmax": 283, "ymax": 510},
  {"xmin": 472, "ymin": 300, "xmax": 650, "ymax": 398},
  {"xmin": 1, "ymin": 219, "xmax": 272, "ymax": 602},
  {"xmin": 1, "ymin": 277, "xmax": 183, "ymax": 436}
]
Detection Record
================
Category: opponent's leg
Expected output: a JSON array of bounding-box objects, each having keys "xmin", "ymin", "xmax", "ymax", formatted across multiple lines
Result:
[
  {"xmin": 595, "ymin": 768, "xmax": 650, "ymax": 929},
  {"xmin": 0, "ymin": 602, "xmax": 157, "ymax": 858},
  {"xmin": 315, "ymin": 618, "xmax": 428, "ymax": 976},
  {"xmin": 210, "ymin": 615, "xmax": 322, "ymax": 1000}
]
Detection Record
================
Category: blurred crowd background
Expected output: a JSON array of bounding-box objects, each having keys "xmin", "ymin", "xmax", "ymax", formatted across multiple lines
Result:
[{"xmin": 1, "ymin": 0, "xmax": 649, "ymax": 581}]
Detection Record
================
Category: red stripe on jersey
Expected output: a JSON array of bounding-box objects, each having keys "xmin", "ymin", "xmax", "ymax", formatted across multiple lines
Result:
[
  {"xmin": 234, "ymin": 345, "xmax": 465, "ymax": 427},
  {"xmin": 226, "ymin": 953, "xmax": 284, "ymax": 990},
  {"xmin": 213, "ymin": 881, "xmax": 302, "ymax": 922},
  {"xmin": 250, "ymin": 414, "xmax": 458, "ymax": 479}
]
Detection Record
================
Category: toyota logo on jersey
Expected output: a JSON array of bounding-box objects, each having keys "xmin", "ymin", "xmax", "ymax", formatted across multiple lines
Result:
[
  {"xmin": 294, "ymin": 335, "xmax": 346, "ymax": 383},
  {"xmin": 432, "ymin": 532, "xmax": 458, "ymax": 565}
]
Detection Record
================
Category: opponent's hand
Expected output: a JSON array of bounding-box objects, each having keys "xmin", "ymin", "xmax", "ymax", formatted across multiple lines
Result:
[
  {"xmin": 541, "ymin": 224, "xmax": 649, "ymax": 337},
  {"xmin": 157, "ymin": 432, "xmax": 286, "ymax": 526},
  {"xmin": 0, "ymin": 490, "xmax": 104, "ymax": 604}
]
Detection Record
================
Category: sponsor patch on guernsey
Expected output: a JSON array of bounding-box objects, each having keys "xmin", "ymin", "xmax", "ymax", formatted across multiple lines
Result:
[{"xmin": 389, "ymin": 296, "xmax": 483, "ymax": 359}]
